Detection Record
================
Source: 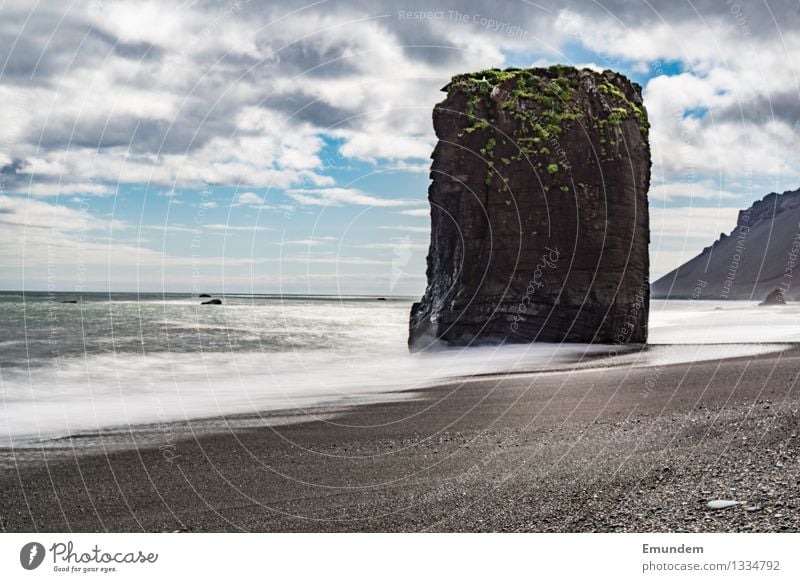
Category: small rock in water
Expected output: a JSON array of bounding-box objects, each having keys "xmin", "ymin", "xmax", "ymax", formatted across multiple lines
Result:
[
  {"xmin": 744, "ymin": 505, "xmax": 762, "ymax": 512},
  {"xmin": 759, "ymin": 288, "xmax": 786, "ymax": 306},
  {"xmin": 706, "ymin": 499, "xmax": 740, "ymax": 510}
]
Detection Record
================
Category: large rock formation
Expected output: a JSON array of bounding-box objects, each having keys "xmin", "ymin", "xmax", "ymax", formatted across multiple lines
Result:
[
  {"xmin": 409, "ymin": 66, "xmax": 651, "ymax": 351},
  {"xmin": 651, "ymin": 187, "xmax": 800, "ymax": 301}
]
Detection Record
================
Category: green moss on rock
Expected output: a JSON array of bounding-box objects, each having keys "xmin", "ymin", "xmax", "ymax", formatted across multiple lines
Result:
[{"xmin": 448, "ymin": 65, "xmax": 650, "ymax": 151}]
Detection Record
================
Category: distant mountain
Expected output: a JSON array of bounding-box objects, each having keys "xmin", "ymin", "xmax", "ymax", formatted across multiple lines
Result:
[{"xmin": 651, "ymin": 187, "xmax": 800, "ymax": 301}]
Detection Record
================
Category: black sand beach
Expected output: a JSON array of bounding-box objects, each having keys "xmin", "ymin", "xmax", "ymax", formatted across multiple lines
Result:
[{"xmin": 1, "ymin": 347, "xmax": 798, "ymax": 533}]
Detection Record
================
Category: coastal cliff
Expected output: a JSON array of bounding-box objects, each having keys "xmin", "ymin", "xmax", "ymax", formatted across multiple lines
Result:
[
  {"xmin": 651, "ymin": 187, "xmax": 800, "ymax": 301},
  {"xmin": 409, "ymin": 66, "xmax": 651, "ymax": 350}
]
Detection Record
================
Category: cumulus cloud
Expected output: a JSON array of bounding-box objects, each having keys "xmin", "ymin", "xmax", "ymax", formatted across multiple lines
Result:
[
  {"xmin": 0, "ymin": 195, "xmax": 122, "ymax": 232},
  {"xmin": 23, "ymin": 182, "xmax": 116, "ymax": 197},
  {"xmin": 378, "ymin": 225, "xmax": 430, "ymax": 233},
  {"xmin": 279, "ymin": 237, "xmax": 337, "ymax": 247},
  {"xmin": 203, "ymin": 223, "xmax": 271, "ymax": 232},
  {"xmin": 2, "ymin": 0, "xmax": 799, "ymax": 290},
  {"xmin": 286, "ymin": 187, "xmax": 414, "ymax": 207},
  {"xmin": 649, "ymin": 181, "xmax": 741, "ymax": 202},
  {"xmin": 233, "ymin": 191, "xmax": 265, "ymax": 206},
  {"xmin": 277, "ymin": 255, "xmax": 391, "ymax": 266},
  {"xmin": 398, "ymin": 208, "xmax": 429, "ymax": 217},
  {"xmin": 3, "ymin": 0, "xmax": 798, "ymax": 195},
  {"xmin": 356, "ymin": 241, "xmax": 429, "ymax": 251}
]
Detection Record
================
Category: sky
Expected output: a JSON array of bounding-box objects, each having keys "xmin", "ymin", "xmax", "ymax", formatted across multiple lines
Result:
[{"xmin": 1, "ymin": 0, "xmax": 799, "ymax": 295}]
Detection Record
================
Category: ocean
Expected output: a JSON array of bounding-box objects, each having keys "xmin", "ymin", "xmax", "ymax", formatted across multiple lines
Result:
[{"xmin": 0, "ymin": 292, "xmax": 794, "ymax": 446}]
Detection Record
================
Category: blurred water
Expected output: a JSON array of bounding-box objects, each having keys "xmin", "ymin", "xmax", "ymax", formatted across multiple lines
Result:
[
  {"xmin": 0, "ymin": 293, "xmax": 793, "ymax": 445},
  {"xmin": 649, "ymin": 299, "xmax": 800, "ymax": 343}
]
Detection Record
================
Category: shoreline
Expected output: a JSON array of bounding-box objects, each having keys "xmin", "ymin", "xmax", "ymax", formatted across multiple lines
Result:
[
  {"xmin": 1, "ymin": 342, "xmax": 788, "ymax": 452},
  {"xmin": 1, "ymin": 345, "xmax": 798, "ymax": 532}
]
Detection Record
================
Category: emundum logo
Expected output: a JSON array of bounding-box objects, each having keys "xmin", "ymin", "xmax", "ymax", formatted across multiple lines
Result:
[{"xmin": 20, "ymin": 542, "xmax": 46, "ymax": 570}]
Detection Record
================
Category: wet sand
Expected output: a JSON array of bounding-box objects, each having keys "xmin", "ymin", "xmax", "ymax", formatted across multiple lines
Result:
[{"xmin": 1, "ymin": 346, "xmax": 798, "ymax": 532}]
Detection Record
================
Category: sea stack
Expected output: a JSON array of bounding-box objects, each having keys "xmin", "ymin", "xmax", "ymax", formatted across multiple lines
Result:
[{"xmin": 409, "ymin": 66, "xmax": 651, "ymax": 351}]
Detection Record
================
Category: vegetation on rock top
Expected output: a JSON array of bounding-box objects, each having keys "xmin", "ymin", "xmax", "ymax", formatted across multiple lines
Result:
[{"xmin": 444, "ymin": 65, "xmax": 649, "ymax": 192}]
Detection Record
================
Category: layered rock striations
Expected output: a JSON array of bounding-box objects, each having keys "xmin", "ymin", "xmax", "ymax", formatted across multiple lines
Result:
[
  {"xmin": 652, "ymin": 187, "xmax": 800, "ymax": 301},
  {"xmin": 409, "ymin": 66, "xmax": 651, "ymax": 350}
]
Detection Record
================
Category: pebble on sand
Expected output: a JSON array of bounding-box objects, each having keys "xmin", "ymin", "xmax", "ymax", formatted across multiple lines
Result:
[{"xmin": 706, "ymin": 500, "xmax": 740, "ymax": 510}]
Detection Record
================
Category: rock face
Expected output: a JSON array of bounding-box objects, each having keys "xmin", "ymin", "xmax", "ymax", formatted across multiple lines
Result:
[
  {"xmin": 409, "ymin": 66, "xmax": 651, "ymax": 351},
  {"xmin": 760, "ymin": 289, "xmax": 787, "ymax": 306},
  {"xmin": 651, "ymin": 187, "xmax": 800, "ymax": 300}
]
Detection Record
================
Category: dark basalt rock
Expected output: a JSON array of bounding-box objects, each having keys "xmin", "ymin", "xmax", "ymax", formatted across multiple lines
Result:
[
  {"xmin": 409, "ymin": 66, "xmax": 651, "ymax": 351},
  {"xmin": 760, "ymin": 289, "xmax": 786, "ymax": 306},
  {"xmin": 201, "ymin": 299, "xmax": 222, "ymax": 305},
  {"xmin": 199, "ymin": 293, "xmax": 211, "ymax": 298}
]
